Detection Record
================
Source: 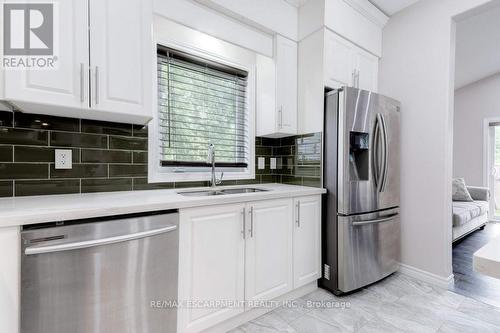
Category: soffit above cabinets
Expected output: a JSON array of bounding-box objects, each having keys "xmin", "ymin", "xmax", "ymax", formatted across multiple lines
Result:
[{"xmin": 368, "ymin": 0, "xmax": 420, "ymax": 16}]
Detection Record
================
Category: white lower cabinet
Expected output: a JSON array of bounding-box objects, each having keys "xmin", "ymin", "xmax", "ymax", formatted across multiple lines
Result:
[
  {"xmin": 178, "ymin": 195, "xmax": 321, "ymax": 333},
  {"xmin": 293, "ymin": 196, "xmax": 322, "ymax": 288},
  {"xmin": 178, "ymin": 204, "xmax": 246, "ymax": 333},
  {"xmin": 245, "ymin": 199, "xmax": 293, "ymax": 304}
]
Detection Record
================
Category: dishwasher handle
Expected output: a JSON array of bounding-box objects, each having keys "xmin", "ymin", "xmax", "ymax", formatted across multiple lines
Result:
[{"xmin": 25, "ymin": 224, "xmax": 177, "ymax": 255}]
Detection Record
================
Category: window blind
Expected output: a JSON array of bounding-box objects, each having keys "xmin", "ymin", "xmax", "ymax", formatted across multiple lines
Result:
[{"xmin": 157, "ymin": 47, "xmax": 249, "ymax": 168}]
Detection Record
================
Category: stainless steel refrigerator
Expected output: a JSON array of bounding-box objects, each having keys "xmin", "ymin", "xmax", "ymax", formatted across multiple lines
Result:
[{"xmin": 321, "ymin": 87, "xmax": 401, "ymax": 295}]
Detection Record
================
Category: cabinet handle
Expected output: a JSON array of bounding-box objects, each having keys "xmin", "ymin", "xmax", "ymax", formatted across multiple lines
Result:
[
  {"xmin": 95, "ymin": 66, "xmax": 100, "ymax": 105},
  {"xmin": 352, "ymin": 70, "xmax": 356, "ymax": 87},
  {"xmin": 80, "ymin": 63, "xmax": 85, "ymax": 103},
  {"xmin": 241, "ymin": 208, "xmax": 246, "ymax": 239},
  {"xmin": 296, "ymin": 201, "xmax": 301, "ymax": 227},
  {"xmin": 249, "ymin": 206, "xmax": 254, "ymax": 238},
  {"xmin": 278, "ymin": 106, "xmax": 283, "ymax": 129},
  {"xmin": 356, "ymin": 70, "xmax": 360, "ymax": 88}
]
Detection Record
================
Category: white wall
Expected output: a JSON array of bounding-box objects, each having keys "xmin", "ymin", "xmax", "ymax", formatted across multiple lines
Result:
[
  {"xmin": 453, "ymin": 73, "xmax": 500, "ymax": 185},
  {"xmin": 153, "ymin": 0, "xmax": 274, "ymax": 57},
  {"xmin": 195, "ymin": 0, "xmax": 298, "ymax": 40},
  {"xmin": 378, "ymin": 0, "xmax": 493, "ymax": 280},
  {"xmin": 455, "ymin": 5, "xmax": 500, "ymax": 89}
]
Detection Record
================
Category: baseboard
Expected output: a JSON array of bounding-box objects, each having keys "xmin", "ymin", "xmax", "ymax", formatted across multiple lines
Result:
[
  {"xmin": 398, "ymin": 263, "xmax": 454, "ymax": 289},
  {"xmin": 204, "ymin": 282, "xmax": 318, "ymax": 333}
]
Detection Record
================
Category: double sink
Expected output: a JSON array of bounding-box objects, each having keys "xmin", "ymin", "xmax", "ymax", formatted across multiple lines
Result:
[{"xmin": 178, "ymin": 187, "xmax": 268, "ymax": 197}]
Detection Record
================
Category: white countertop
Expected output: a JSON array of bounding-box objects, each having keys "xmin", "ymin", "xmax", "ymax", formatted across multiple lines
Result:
[
  {"xmin": 0, "ymin": 183, "xmax": 325, "ymax": 227},
  {"xmin": 473, "ymin": 234, "xmax": 500, "ymax": 279}
]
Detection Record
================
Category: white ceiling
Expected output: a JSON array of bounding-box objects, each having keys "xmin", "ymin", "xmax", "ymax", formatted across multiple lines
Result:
[
  {"xmin": 455, "ymin": 5, "xmax": 500, "ymax": 89},
  {"xmin": 368, "ymin": 0, "xmax": 420, "ymax": 16},
  {"xmin": 285, "ymin": 0, "xmax": 419, "ymax": 15},
  {"xmin": 284, "ymin": 0, "xmax": 309, "ymax": 7}
]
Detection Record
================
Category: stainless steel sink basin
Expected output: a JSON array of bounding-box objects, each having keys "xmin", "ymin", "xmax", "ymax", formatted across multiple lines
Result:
[{"xmin": 178, "ymin": 188, "xmax": 268, "ymax": 197}]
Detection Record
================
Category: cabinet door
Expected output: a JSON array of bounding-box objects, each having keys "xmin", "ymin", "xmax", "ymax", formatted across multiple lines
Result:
[
  {"xmin": 256, "ymin": 54, "xmax": 277, "ymax": 137},
  {"xmin": 4, "ymin": 0, "xmax": 88, "ymax": 108},
  {"xmin": 245, "ymin": 199, "xmax": 293, "ymax": 304},
  {"xmin": 293, "ymin": 195, "xmax": 321, "ymax": 288},
  {"xmin": 178, "ymin": 204, "xmax": 246, "ymax": 333},
  {"xmin": 89, "ymin": 0, "xmax": 152, "ymax": 119},
  {"xmin": 324, "ymin": 30, "xmax": 355, "ymax": 89},
  {"xmin": 355, "ymin": 49, "xmax": 379, "ymax": 92},
  {"xmin": 275, "ymin": 35, "xmax": 297, "ymax": 135}
]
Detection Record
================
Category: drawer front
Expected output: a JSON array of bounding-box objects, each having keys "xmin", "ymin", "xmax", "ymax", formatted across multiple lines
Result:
[{"xmin": 338, "ymin": 208, "xmax": 400, "ymax": 292}]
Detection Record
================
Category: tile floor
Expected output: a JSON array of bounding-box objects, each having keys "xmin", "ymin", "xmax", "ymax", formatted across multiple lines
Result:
[{"xmin": 231, "ymin": 273, "xmax": 500, "ymax": 332}]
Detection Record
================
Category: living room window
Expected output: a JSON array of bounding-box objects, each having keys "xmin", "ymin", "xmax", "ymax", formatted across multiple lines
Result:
[{"xmin": 149, "ymin": 45, "xmax": 255, "ymax": 182}]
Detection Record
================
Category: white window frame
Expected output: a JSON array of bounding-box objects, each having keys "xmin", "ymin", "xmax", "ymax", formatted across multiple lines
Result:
[{"xmin": 148, "ymin": 18, "xmax": 256, "ymax": 183}]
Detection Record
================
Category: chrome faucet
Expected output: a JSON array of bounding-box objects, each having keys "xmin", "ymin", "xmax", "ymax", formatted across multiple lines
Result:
[{"xmin": 207, "ymin": 144, "xmax": 223, "ymax": 189}]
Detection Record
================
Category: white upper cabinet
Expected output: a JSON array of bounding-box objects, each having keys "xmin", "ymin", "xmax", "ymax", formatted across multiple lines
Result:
[
  {"xmin": 1, "ymin": 0, "xmax": 153, "ymax": 124},
  {"xmin": 355, "ymin": 49, "xmax": 379, "ymax": 92},
  {"xmin": 324, "ymin": 30, "xmax": 354, "ymax": 89},
  {"xmin": 293, "ymin": 195, "xmax": 322, "ymax": 288},
  {"xmin": 275, "ymin": 35, "xmax": 298, "ymax": 135},
  {"xmin": 256, "ymin": 34, "xmax": 297, "ymax": 138},
  {"xmin": 89, "ymin": 0, "xmax": 152, "ymax": 119},
  {"xmin": 3, "ymin": 0, "xmax": 88, "ymax": 110},
  {"xmin": 297, "ymin": 0, "xmax": 386, "ymax": 135},
  {"xmin": 324, "ymin": 30, "xmax": 378, "ymax": 92},
  {"xmin": 245, "ymin": 199, "xmax": 293, "ymax": 303}
]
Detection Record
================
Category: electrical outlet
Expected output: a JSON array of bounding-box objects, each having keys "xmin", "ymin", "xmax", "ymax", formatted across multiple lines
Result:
[
  {"xmin": 258, "ymin": 157, "xmax": 265, "ymax": 169},
  {"xmin": 270, "ymin": 158, "xmax": 276, "ymax": 170},
  {"xmin": 55, "ymin": 149, "xmax": 72, "ymax": 170}
]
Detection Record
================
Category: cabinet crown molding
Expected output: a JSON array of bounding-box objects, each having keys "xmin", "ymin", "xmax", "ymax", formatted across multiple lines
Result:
[{"xmin": 342, "ymin": 0, "xmax": 389, "ymax": 28}]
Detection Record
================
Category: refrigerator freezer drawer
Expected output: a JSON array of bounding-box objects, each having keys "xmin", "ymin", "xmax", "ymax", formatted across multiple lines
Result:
[{"xmin": 337, "ymin": 208, "xmax": 400, "ymax": 293}]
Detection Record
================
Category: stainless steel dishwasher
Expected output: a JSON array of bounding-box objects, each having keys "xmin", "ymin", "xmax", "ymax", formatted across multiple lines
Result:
[{"xmin": 21, "ymin": 210, "xmax": 179, "ymax": 333}]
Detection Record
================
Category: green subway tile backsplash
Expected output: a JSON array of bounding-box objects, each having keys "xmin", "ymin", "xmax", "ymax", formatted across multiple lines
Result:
[
  {"xmin": 81, "ymin": 120, "xmax": 132, "ymax": 136},
  {"xmin": 109, "ymin": 164, "xmax": 147, "ymax": 177},
  {"xmin": 109, "ymin": 136, "xmax": 147, "ymax": 150},
  {"xmin": 51, "ymin": 131, "xmax": 107, "ymax": 148},
  {"xmin": 81, "ymin": 178, "xmax": 133, "ymax": 193},
  {"xmin": 0, "ymin": 163, "xmax": 48, "ymax": 180},
  {"xmin": 0, "ymin": 181, "xmax": 13, "ymax": 196},
  {"xmin": 81, "ymin": 149, "xmax": 132, "ymax": 163},
  {"xmin": 0, "ymin": 110, "xmax": 322, "ymax": 197},
  {"xmin": 0, "ymin": 128, "xmax": 48, "ymax": 145},
  {"xmin": 0, "ymin": 146, "xmax": 13, "ymax": 162},
  {"xmin": 0, "ymin": 113, "xmax": 13, "ymax": 127},
  {"xmin": 14, "ymin": 113, "xmax": 80, "ymax": 132},
  {"xmin": 255, "ymin": 132, "xmax": 322, "ymax": 188},
  {"xmin": 15, "ymin": 179, "xmax": 80, "ymax": 196},
  {"xmin": 49, "ymin": 164, "xmax": 108, "ymax": 179},
  {"xmin": 14, "ymin": 146, "xmax": 80, "ymax": 163}
]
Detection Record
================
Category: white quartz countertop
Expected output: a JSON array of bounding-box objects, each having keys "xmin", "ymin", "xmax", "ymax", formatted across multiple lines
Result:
[
  {"xmin": 0, "ymin": 183, "xmax": 325, "ymax": 227},
  {"xmin": 473, "ymin": 234, "xmax": 500, "ymax": 279}
]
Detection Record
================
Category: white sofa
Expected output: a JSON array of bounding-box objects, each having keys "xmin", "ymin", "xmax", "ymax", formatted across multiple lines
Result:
[{"xmin": 452, "ymin": 186, "xmax": 490, "ymax": 242}]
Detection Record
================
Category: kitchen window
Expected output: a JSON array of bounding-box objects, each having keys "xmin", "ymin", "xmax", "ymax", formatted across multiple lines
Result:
[{"xmin": 149, "ymin": 45, "xmax": 255, "ymax": 182}]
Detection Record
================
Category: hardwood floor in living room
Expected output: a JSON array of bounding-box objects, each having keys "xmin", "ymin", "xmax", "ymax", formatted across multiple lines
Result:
[{"xmin": 452, "ymin": 222, "xmax": 500, "ymax": 307}]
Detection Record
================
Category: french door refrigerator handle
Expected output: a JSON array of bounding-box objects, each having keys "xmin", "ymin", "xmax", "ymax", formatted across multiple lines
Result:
[
  {"xmin": 373, "ymin": 114, "xmax": 381, "ymax": 190},
  {"xmin": 351, "ymin": 213, "xmax": 398, "ymax": 226},
  {"xmin": 24, "ymin": 225, "xmax": 177, "ymax": 255},
  {"xmin": 379, "ymin": 113, "xmax": 389, "ymax": 192}
]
